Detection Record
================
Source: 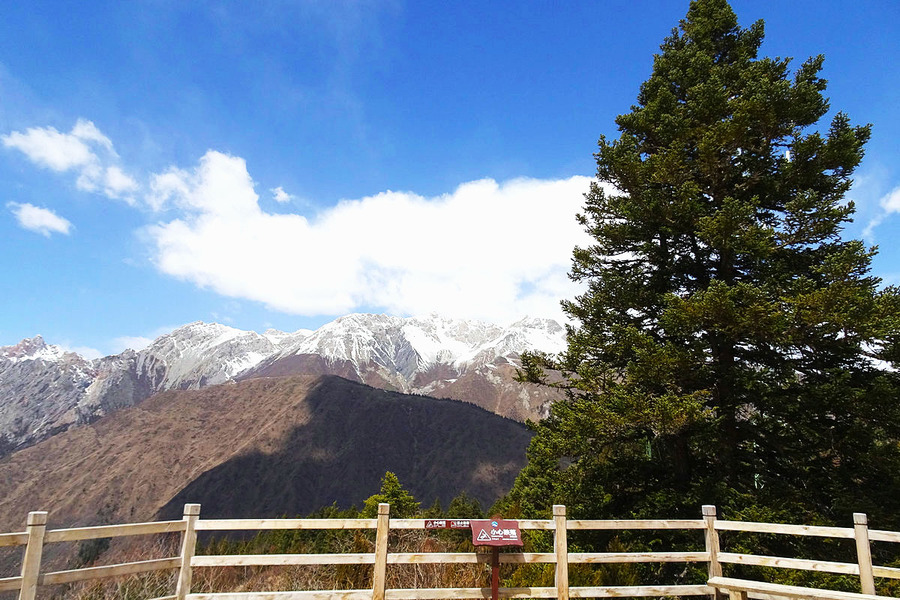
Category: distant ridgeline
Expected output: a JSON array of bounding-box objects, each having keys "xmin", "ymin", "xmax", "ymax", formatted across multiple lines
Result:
[{"xmin": 0, "ymin": 314, "xmax": 564, "ymax": 456}]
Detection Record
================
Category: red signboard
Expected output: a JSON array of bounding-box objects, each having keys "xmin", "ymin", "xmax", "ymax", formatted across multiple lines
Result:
[
  {"xmin": 424, "ymin": 519, "xmax": 472, "ymax": 530},
  {"xmin": 469, "ymin": 519, "xmax": 523, "ymax": 547}
]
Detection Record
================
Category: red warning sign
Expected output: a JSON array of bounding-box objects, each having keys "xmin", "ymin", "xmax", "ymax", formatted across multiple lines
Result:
[
  {"xmin": 469, "ymin": 519, "xmax": 523, "ymax": 547},
  {"xmin": 424, "ymin": 519, "xmax": 471, "ymax": 530}
]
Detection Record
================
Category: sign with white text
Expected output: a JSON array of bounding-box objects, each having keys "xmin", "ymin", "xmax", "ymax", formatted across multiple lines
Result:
[{"xmin": 469, "ymin": 519, "xmax": 523, "ymax": 547}]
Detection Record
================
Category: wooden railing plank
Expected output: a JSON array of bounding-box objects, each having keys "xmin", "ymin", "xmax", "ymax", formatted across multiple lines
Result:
[
  {"xmin": 514, "ymin": 520, "xmax": 554, "ymax": 530},
  {"xmin": 44, "ymin": 520, "xmax": 187, "ymax": 543},
  {"xmin": 193, "ymin": 554, "xmax": 375, "ymax": 567},
  {"xmin": 0, "ymin": 575, "xmax": 23, "ymax": 592},
  {"xmin": 176, "ymin": 503, "xmax": 201, "ymax": 600},
  {"xmin": 186, "ymin": 592, "xmax": 373, "ymax": 600},
  {"xmin": 0, "ymin": 532, "xmax": 28, "ymax": 547},
  {"xmin": 567, "ymin": 520, "xmax": 706, "ymax": 530},
  {"xmin": 194, "ymin": 519, "xmax": 377, "ymax": 531},
  {"xmin": 372, "ymin": 503, "xmax": 390, "ymax": 600},
  {"xmin": 714, "ymin": 521, "xmax": 855, "ymax": 539},
  {"xmin": 19, "ymin": 511, "xmax": 48, "ymax": 600},
  {"xmin": 869, "ymin": 530, "xmax": 900, "ymax": 543},
  {"xmin": 718, "ymin": 552, "xmax": 858, "ymax": 575},
  {"xmin": 708, "ymin": 576, "xmax": 892, "ymax": 600},
  {"xmin": 570, "ymin": 551, "xmax": 709, "ymax": 563},
  {"xmin": 554, "ymin": 505, "xmax": 569, "ymax": 600},
  {"xmin": 570, "ymin": 585, "xmax": 714, "ymax": 597},
  {"xmin": 39, "ymin": 557, "xmax": 181, "ymax": 585},
  {"xmin": 873, "ymin": 565, "xmax": 900, "ymax": 579}
]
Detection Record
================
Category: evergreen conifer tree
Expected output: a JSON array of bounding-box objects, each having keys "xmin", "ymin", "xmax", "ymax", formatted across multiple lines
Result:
[{"xmin": 512, "ymin": 0, "xmax": 900, "ymax": 526}]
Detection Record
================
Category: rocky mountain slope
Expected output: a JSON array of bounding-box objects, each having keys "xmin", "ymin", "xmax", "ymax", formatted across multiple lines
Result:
[
  {"xmin": 0, "ymin": 374, "xmax": 532, "ymax": 533},
  {"xmin": 0, "ymin": 314, "xmax": 564, "ymax": 456}
]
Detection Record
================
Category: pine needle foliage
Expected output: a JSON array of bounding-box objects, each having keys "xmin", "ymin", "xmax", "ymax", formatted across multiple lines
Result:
[{"xmin": 511, "ymin": 0, "xmax": 900, "ymax": 542}]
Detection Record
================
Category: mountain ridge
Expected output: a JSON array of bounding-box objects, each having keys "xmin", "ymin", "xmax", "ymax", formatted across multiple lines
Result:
[{"xmin": 0, "ymin": 313, "xmax": 564, "ymax": 455}]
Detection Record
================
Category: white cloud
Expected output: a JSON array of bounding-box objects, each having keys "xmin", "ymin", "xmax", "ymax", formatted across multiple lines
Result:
[
  {"xmin": 271, "ymin": 186, "xmax": 293, "ymax": 203},
  {"xmin": 1, "ymin": 123, "xmax": 96, "ymax": 171},
  {"xmin": 1, "ymin": 119, "xmax": 136, "ymax": 202},
  {"xmin": 145, "ymin": 150, "xmax": 596, "ymax": 324},
  {"xmin": 7, "ymin": 202, "xmax": 73, "ymax": 237},
  {"xmin": 881, "ymin": 186, "xmax": 900, "ymax": 213}
]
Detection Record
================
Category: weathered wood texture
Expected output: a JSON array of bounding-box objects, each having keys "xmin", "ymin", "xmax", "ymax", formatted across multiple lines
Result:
[
  {"xmin": 714, "ymin": 520, "xmax": 855, "ymax": 538},
  {"xmin": 372, "ymin": 503, "xmax": 390, "ymax": 600},
  {"xmin": 18, "ymin": 511, "xmax": 47, "ymax": 600},
  {"xmin": 0, "ymin": 532, "xmax": 28, "ymax": 548},
  {"xmin": 44, "ymin": 520, "xmax": 186, "ymax": 542},
  {"xmin": 195, "ymin": 519, "xmax": 377, "ymax": 531},
  {"xmin": 176, "ymin": 503, "xmax": 201, "ymax": 600},
  {"xmin": 0, "ymin": 575, "xmax": 23, "ymax": 592},
  {"xmin": 39, "ymin": 557, "xmax": 182, "ymax": 585}
]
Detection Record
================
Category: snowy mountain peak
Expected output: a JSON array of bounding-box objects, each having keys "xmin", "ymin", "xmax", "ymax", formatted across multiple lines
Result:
[
  {"xmin": 0, "ymin": 335, "xmax": 69, "ymax": 363},
  {"xmin": 275, "ymin": 313, "xmax": 564, "ymax": 376}
]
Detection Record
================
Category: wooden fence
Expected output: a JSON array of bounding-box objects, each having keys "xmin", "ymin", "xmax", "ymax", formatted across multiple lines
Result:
[{"xmin": 2, "ymin": 503, "xmax": 899, "ymax": 600}]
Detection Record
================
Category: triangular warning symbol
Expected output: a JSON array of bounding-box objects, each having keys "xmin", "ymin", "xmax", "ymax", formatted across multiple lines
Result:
[{"xmin": 477, "ymin": 530, "xmax": 491, "ymax": 541}]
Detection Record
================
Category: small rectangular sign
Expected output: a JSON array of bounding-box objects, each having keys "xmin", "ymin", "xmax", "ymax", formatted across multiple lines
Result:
[
  {"xmin": 470, "ymin": 519, "xmax": 523, "ymax": 547},
  {"xmin": 424, "ymin": 519, "xmax": 472, "ymax": 530}
]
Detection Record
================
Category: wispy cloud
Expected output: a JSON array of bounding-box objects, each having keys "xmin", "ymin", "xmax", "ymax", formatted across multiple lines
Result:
[
  {"xmin": 863, "ymin": 186, "xmax": 900, "ymax": 241},
  {"xmin": 7, "ymin": 202, "xmax": 73, "ymax": 237},
  {"xmin": 2, "ymin": 119, "xmax": 138, "ymax": 203}
]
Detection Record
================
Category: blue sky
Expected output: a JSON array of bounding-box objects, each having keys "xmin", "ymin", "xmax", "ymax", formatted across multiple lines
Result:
[{"xmin": 1, "ymin": 0, "xmax": 898, "ymax": 358}]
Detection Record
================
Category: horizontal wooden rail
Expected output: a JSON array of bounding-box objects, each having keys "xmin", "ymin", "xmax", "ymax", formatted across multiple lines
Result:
[
  {"xmin": 511, "ymin": 519, "xmax": 553, "ymax": 530},
  {"xmin": 0, "ymin": 532, "xmax": 28, "ymax": 547},
  {"xmin": 570, "ymin": 551, "xmax": 709, "ymax": 564},
  {"xmin": 873, "ymin": 565, "xmax": 900, "ymax": 579},
  {"xmin": 715, "ymin": 520, "xmax": 856, "ymax": 538},
  {"xmin": 195, "ymin": 518, "xmax": 377, "ymax": 531},
  {"xmin": 184, "ymin": 592, "xmax": 374, "ymax": 600},
  {"xmin": 709, "ymin": 576, "xmax": 883, "ymax": 600},
  {"xmin": 569, "ymin": 585, "xmax": 713, "ymax": 597},
  {"xmin": 39, "ymin": 557, "xmax": 182, "ymax": 585},
  {"xmin": 718, "ymin": 551, "xmax": 859, "ymax": 575},
  {"xmin": 180, "ymin": 585, "xmax": 715, "ymax": 600},
  {"xmin": 44, "ymin": 520, "xmax": 187, "ymax": 543},
  {"xmin": 193, "ymin": 554, "xmax": 375, "ymax": 567},
  {"xmin": 0, "ymin": 575, "xmax": 23, "ymax": 592},
  {"xmin": 869, "ymin": 529, "xmax": 900, "ymax": 543},
  {"xmin": 567, "ymin": 519, "xmax": 705, "ymax": 530}
]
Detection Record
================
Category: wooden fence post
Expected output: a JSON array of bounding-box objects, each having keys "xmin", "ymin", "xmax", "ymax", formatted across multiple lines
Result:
[
  {"xmin": 175, "ymin": 503, "xmax": 201, "ymax": 600},
  {"xmin": 854, "ymin": 513, "xmax": 876, "ymax": 595},
  {"xmin": 703, "ymin": 505, "xmax": 722, "ymax": 600},
  {"xmin": 18, "ymin": 511, "xmax": 47, "ymax": 600},
  {"xmin": 372, "ymin": 503, "xmax": 390, "ymax": 600},
  {"xmin": 554, "ymin": 505, "xmax": 569, "ymax": 600}
]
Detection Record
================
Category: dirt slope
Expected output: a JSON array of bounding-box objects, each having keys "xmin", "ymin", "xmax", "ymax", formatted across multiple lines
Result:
[{"xmin": 0, "ymin": 375, "xmax": 531, "ymax": 533}]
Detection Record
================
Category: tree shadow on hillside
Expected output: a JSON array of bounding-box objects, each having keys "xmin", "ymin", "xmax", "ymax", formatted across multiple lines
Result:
[{"xmin": 158, "ymin": 376, "xmax": 532, "ymax": 520}]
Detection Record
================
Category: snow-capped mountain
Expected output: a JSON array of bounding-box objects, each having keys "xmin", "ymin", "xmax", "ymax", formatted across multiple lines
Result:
[
  {"xmin": 0, "ymin": 314, "xmax": 564, "ymax": 456},
  {"xmin": 0, "ymin": 336, "xmax": 95, "ymax": 454}
]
